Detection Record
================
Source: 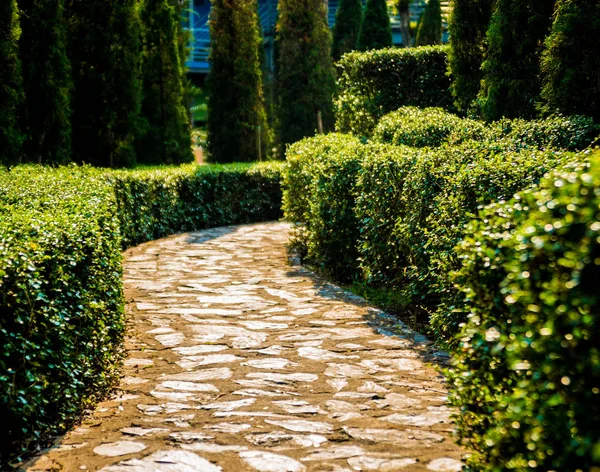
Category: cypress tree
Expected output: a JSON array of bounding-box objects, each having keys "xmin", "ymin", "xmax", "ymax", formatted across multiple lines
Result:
[
  {"xmin": 479, "ymin": 0, "xmax": 556, "ymax": 121},
  {"xmin": 448, "ymin": 0, "xmax": 495, "ymax": 113},
  {"xmin": 415, "ymin": 0, "xmax": 442, "ymax": 46},
  {"xmin": 540, "ymin": 0, "xmax": 600, "ymax": 120},
  {"xmin": 276, "ymin": 0, "xmax": 336, "ymax": 152},
  {"xmin": 207, "ymin": 0, "xmax": 269, "ymax": 163},
  {"xmin": 139, "ymin": 0, "xmax": 192, "ymax": 165},
  {"xmin": 19, "ymin": 0, "xmax": 72, "ymax": 164},
  {"xmin": 357, "ymin": 0, "xmax": 393, "ymax": 51},
  {"xmin": 169, "ymin": 0, "xmax": 194, "ymax": 122},
  {"xmin": 67, "ymin": 0, "xmax": 142, "ymax": 167},
  {"xmin": 0, "ymin": 0, "xmax": 23, "ymax": 165},
  {"xmin": 332, "ymin": 0, "xmax": 362, "ymax": 61}
]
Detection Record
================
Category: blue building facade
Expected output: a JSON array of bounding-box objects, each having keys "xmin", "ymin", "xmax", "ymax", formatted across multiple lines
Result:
[{"xmin": 185, "ymin": 0, "xmax": 448, "ymax": 74}]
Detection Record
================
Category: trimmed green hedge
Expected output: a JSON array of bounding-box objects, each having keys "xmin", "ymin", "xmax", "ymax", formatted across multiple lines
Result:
[
  {"xmin": 0, "ymin": 162, "xmax": 283, "ymax": 466},
  {"xmin": 111, "ymin": 163, "xmax": 283, "ymax": 248},
  {"xmin": 0, "ymin": 166, "xmax": 123, "ymax": 463},
  {"xmin": 373, "ymin": 107, "xmax": 600, "ymax": 151},
  {"xmin": 335, "ymin": 46, "xmax": 452, "ymax": 137},
  {"xmin": 448, "ymin": 152, "xmax": 600, "ymax": 470}
]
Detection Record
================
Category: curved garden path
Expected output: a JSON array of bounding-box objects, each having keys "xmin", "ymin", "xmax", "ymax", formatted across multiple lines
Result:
[{"xmin": 26, "ymin": 222, "xmax": 463, "ymax": 472}]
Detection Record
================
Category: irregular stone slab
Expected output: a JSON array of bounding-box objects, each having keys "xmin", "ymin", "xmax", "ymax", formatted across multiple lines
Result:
[
  {"xmin": 243, "ymin": 358, "xmax": 294, "ymax": 370},
  {"xmin": 164, "ymin": 368, "xmax": 232, "ymax": 381},
  {"xmin": 155, "ymin": 333, "xmax": 185, "ymax": 347},
  {"xmin": 382, "ymin": 408, "xmax": 452, "ymax": 427},
  {"xmin": 93, "ymin": 441, "xmax": 147, "ymax": 457},
  {"xmin": 326, "ymin": 379, "xmax": 348, "ymax": 392},
  {"xmin": 121, "ymin": 427, "xmax": 169, "ymax": 437},
  {"xmin": 343, "ymin": 427, "xmax": 445, "ymax": 446},
  {"xmin": 347, "ymin": 456, "xmax": 418, "ymax": 471},
  {"xmin": 100, "ymin": 450, "xmax": 222, "ymax": 472},
  {"xmin": 173, "ymin": 345, "xmax": 229, "ymax": 355},
  {"xmin": 122, "ymin": 376, "xmax": 149, "ymax": 385},
  {"xmin": 265, "ymin": 419, "xmax": 334, "ymax": 434},
  {"xmin": 373, "ymin": 393, "xmax": 422, "ymax": 410},
  {"xmin": 176, "ymin": 354, "xmax": 243, "ymax": 369},
  {"xmin": 147, "ymin": 327, "xmax": 175, "ymax": 334},
  {"xmin": 256, "ymin": 345, "xmax": 284, "ymax": 355},
  {"xmin": 233, "ymin": 388, "xmax": 295, "ymax": 397},
  {"xmin": 169, "ymin": 432, "xmax": 215, "ymax": 443},
  {"xmin": 204, "ymin": 423, "xmax": 252, "ymax": 433},
  {"xmin": 124, "ymin": 358, "xmax": 153, "ymax": 367},
  {"xmin": 240, "ymin": 321, "xmax": 289, "ymax": 330},
  {"xmin": 273, "ymin": 400, "xmax": 324, "ymax": 415},
  {"xmin": 156, "ymin": 381, "xmax": 219, "ymax": 393},
  {"xmin": 182, "ymin": 443, "xmax": 249, "ymax": 453},
  {"xmin": 149, "ymin": 391, "xmax": 195, "ymax": 401},
  {"xmin": 357, "ymin": 381, "xmax": 389, "ymax": 393},
  {"xmin": 239, "ymin": 451, "xmax": 306, "ymax": 472},
  {"xmin": 198, "ymin": 398, "xmax": 256, "ymax": 411},
  {"xmin": 246, "ymin": 372, "xmax": 319, "ymax": 384},
  {"xmin": 427, "ymin": 458, "xmax": 464, "ymax": 471},
  {"xmin": 245, "ymin": 433, "xmax": 328, "ymax": 448},
  {"xmin": 325, "ymin": 363, "xmax": 369, "ymax": 379},
  {"xmin": 297, "ymin": 347, "xmax": 351, "ymax": 361},
  {"xmin": 301, "ymin": 445, "xmax": 365, "ymax": 461}
]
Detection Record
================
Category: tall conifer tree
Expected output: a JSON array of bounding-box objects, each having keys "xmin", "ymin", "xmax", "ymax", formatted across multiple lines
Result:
[
  {"xmin": 19, "ymin": 0, "xmax": 72, "ymax": 164},
  {"xmin": 540, "ymin": 0, "xmax": 600, "ymax": 120},
  {"xmin": 276, "ymin": 0, "xmax": 336, "ymax": 152},
  {"xmin": 479, "ymin": 0, "xmax": 556, "ymax": 121},
  {"xmin": 358, "ymin": 0, "xmax": 393, "ymax": 51},
  {"xmin": 0, "ymin": 0, "xmax": 23, "ymax": 165},
  {"xmin": 332, "ymin": 0, "xmax": 362, "ymax": 61},
  {"xmin": 139, "ymin": 0, "xmax": 192, "ymax": 164},
  {"xmin": 415, "ymin": 0, "xmax": 442, "ymax": 46},
  {"xmin": 207, "ymin": 0, "xmax": 269, "ymax": 162},
  {"xmin": 448, "ymin": 0, "xmax": 495, "ymax": 113},
  {"xmin": 67, "ymin": 0, "xmax": 142, "ymax": 167}
]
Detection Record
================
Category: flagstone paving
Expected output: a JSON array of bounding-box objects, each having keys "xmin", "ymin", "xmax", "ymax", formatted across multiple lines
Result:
[{"xmin": 25, "ymin": 222, "xmax": 464, "ymax": 472}]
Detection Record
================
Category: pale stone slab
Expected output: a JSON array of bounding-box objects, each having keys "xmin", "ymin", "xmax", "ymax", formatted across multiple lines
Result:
[
  {"xmin": 164, "ymin": 368, "xmax": 232, "ymax": 381},
  {"xmin": 264, "ymin": 419, "xmax": 334, "ymax": 434},
  {"xmin": 347, "ymin": 456, "xmax": 418, "ymax": 471},
  {"xmin": 100, "ymin": 450, "xmax": 222, "ymax": 472},
  {"xmin": 427, "ymin": 458, "xmax": 464, "ymax": 471},
  {"xmin": 239, "ymin": 451, "xmax": 306, "ymax": 472},
  {"xmin": 93, "ymin": 441, "xmax": 147, "ymax": 457}
]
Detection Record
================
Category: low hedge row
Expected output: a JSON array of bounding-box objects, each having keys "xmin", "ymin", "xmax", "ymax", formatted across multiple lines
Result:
[
  {"xmin": 283, "ymin": 134, "xmax": 576, "ymax": 340},
  {"xmin": 373, "ymin": 107, "xmax": 600, "ymax": 151},
  {"xmin": 0, "ymin": 163, "xmax": 283, "ymax": 466},
  {"xmin": 111, "ymin": 163, "xmax": 283, "ymax": 248},
  {"xmin": 284, "ymin": 133, "xmax": 599, "ymax": 471},
  {"xmin": 335, "ymin": 46, "xmax": 452, "ymax": 137},
  {"xmin": 448, "ymin": 152, "xmax": 600, "ymax": 470}
]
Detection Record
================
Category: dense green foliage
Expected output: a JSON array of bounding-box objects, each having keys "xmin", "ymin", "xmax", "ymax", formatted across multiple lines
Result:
[
  {"xmin": 373, "ymin": 107, "xmax": 600, "ymax": 151},
  {"xmin": 540, "ymin": 0, "xmax": 600, "ymax": 121},
  {"xmin": 67, "ymin": 0, "xmax": 143, "ymax": 167},
  {"xmin": 447, "ymin": 0, "xmax": 495, "ymax": 113},
  {"xmin": 357, "ymin": 0, "xmax": 393, "ymax": 51},
  {"xmin": 276, "ymin": 0, "xmax": 336, "ymax": 152},
  {"xmin": 19, "ymin": 0, "xmax": 72, "ymax": 164},
  {"xmin": 139, "ymin": 0, "xmax": 192, "ymax": 165},
  {"xmin": 479, "ymin": 0, "xmax": 556, "ymax": 121},
  {"xmin": 335, "ymin": 46, "xmax": 452, "ymax": 136},
  {"xmin": 0, "ymin": 162, "xmax": 283, "ymax": 466},
  {"xmin": 0, "ymin": 166, "xmax": 124, "ymax": 465},
  {"xmin": 207, "ymin": 0, "xmax": 269, "ymax": 163},
  {"xmin": 332, "ymin": 0, "xmax": 363, "ymax": 60},
  {"xmin": 448, "ymin": 153, "xmax": 600, "ymax": 470},
  {"xmin": 415, "ymin": 0, "xmax": 442, "ymax": 46},
  {"xmin": 112, "ymin": 163, "xmax": 283, "ymax": 248},
  {"xmin": 0, "ymin": 0, "xmax": 23, "ymax": 165}
]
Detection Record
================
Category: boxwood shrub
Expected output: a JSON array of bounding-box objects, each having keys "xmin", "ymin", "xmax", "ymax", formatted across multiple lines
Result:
[
  {"xmin": 0, "ymin": 166, "xmax": 123, "ymax": 464},
  {"xmin": 111, "ymin": 163, "xmax": 283, "ymax": 248},
  {"xmin": 0, "ymin": 162, "xmax": 283, "ymax": 466},
  {"xmin": 335, "ymin": 46, "xmax": 452, "ymax": 137},
  {"xmin": 373, "ymin": 107, "xmax": 600, "ymax": 152},
  {"xmin": 447, "ymin": 152, "xmax": 600, "ymax": 470}
]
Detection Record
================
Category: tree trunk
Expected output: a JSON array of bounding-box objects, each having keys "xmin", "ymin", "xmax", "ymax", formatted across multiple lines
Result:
[{"xmin": 398, "ymin": 0, "xmax": 411, "ymax": 47}]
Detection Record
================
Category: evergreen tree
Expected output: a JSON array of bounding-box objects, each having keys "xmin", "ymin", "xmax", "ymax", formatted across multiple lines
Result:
[
  {"xmin": 358, "ymin": 0, "xmax": 393, "ymax": 51},
  {"xmin": 540, "ymin": 0, "xmax": 600, "ymax": 120},
  {"xmin": 448, "ymin": 0, "xmax": 495, "ymax": 113},
  {"xmin": 0, "ymin": 0, "xmax": 23, "ymax": 165},
  {"xmin": 139, "ymin": 0, "xmax": 192, "ymax": 164},
  {"xmin": 415, "ymin": 0, "xmax": 442, "ymax": 46},
  {"xmin": 19, "ymin": 0, "xmax": 71, "ymax": 164},
  {"xmin": 332, "ymin": 0, "xmax": 362, "ymax": 61},
  {"xmin": 397, "ymin": 0, "xmax": 412, "ymax": 48},
  {"xmin": 206, "ymin": 0, "xmax": 269, "ymax": 163},
  {"xmin": 67, "ymin": 0, "xmax": 142, "ymax": 167},
  {"xmin": 276, "ymin": 0, "xmax": 336, "ymax": 152},
  {"xmin": 169, "ymin": 0, "xmax": 194, "ymax": 122},
  {"xmin": 479, "ymin": 0, "xmax": 556, "ymax": 121}
]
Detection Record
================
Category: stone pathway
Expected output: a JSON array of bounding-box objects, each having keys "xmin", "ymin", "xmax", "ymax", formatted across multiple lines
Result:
[{"xmin": 25, "ymin": 222, "xmax": 464, "ymax": 472}]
